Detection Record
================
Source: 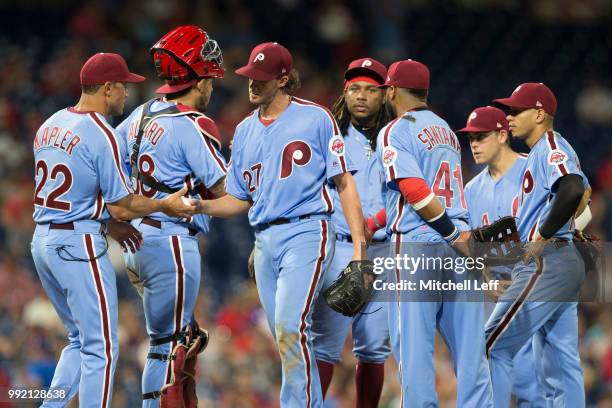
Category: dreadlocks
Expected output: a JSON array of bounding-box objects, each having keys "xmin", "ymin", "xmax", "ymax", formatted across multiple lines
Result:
[{"xmin": 331, "ymin": 93, "xmax": 392, "ymax": 150}]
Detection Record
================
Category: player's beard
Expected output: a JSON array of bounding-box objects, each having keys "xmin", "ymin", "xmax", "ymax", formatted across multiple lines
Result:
[{"xmin": 253, "ymin": 88, "xmax": 277, "ymax": 107}]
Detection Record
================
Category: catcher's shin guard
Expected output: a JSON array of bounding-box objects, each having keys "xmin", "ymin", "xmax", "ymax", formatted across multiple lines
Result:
[
  {"xmin": 143, "ymin": 321, "xmax": 209, "ymax": 408},
  {"xmin": 160, "ymin": 343, "xmax": 188, "ymax": 407},
  {"xmin": 181, "ymin": 323, "xmax": 209, "ymax": 408}
]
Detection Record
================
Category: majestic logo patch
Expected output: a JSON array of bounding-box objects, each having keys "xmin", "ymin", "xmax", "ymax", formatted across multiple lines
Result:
[
  {"xmin": 361, "ymin": 59, "xmax": 372, "ymax": 67},
  {"xmin": 329, "ymin": 135, "xmax": 345, "ymax": 156},
  {"xmin": 547, "ymin": 149, "xmax": 568, "ymax": 165},
  {"xmin": 382, "ymin": 146, "xmax": 397, "ymax": 167},
  {"xmin": 254, "ymin": 53, "xmax": 265, "ymax": 62}
]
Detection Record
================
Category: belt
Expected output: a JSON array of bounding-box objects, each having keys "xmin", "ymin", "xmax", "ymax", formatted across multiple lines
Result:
[
  {"xmin": 49, "ymin": 221, "xmax": 106, "ymax": 233},
  {"xmin": 49, "ymin": 222, "xmax": 75, "ymax": 230},
  {"xmin": 336, "ymin": 233, "xmax": 387, "ymax": 243},
  {"xmin": 142, "ymin": 217, "xmax": 197, "ymax": 236},
  {"xmin": 255, "ymin": 214, "xmax": 319, "ymax": 231}
]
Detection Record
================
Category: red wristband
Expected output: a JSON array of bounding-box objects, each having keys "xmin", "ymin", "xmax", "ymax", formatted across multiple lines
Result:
[
  {"xmin": 367, "ymin": 208, "xmax": 387, "ymax": 233},
  {"xmin": 398, "ymin": 177, "xmax": 432, "ymax": 206}
]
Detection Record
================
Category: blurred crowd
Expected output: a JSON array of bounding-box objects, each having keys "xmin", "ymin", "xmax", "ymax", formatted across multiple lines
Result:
[{"xmin": 0, "ymin": 0, "xmax": 611, "ymax": 406}]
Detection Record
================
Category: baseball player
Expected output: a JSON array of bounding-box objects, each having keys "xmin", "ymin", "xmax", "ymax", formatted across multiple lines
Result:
[
  {"xmin": 311, "ymin": 57, "xmax": 392, "ymax": 407},
  {"xmin": 194, "ymin": 42, "xmax": 368, "ymax": 408},
  {"xmin": 458, "ymin": 106, "xmax": 544, "ymax": 407},
  {"xmin": 376, "ymin": 59, "xmax": 493, "ymax": 407},
  {"xmin": 31, "ymin": 53, "xmax": 195, "ymax": 408},
  {"xmin": 486, "ymin": 83, "xmax": 588, "ymax": 407},
  {"xmin": 114, "ymin": 26, "xmax": 227, "ymax": 407}
]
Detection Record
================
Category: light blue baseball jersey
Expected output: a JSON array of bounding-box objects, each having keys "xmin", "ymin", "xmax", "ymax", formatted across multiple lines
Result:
[
  {"xmin": 464, "ymin": 154, "xmax": 527, "ymax": 228},
  {"xmin": 116, "ymin": 100, "xmax": 228, "ymax": 233},
  {"xmin": 331, "ymin": 123, "xmax": 387, "ymax": 241},
  {"xmin": 226, "ymin": 97, "xmax": 353, "ymax": 227},
  {"xmin": 516, "ymin": 131, "xmax": 588, "ymax": 242},
  {"xmin": 377, "ymin": 109, "xmax": 468, "ymax": 236},
  {"xmin": 33, "ymin": 108, "xmax": 133, "ymax": 224}
]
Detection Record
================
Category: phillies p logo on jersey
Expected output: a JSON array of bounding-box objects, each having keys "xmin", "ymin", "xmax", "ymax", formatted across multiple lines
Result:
[{"xmin": 280, "ymin": 140, "xmax": 312, "ymax": 179}]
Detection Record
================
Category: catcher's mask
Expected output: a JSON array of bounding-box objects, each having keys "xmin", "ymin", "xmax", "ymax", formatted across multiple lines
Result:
[{"xmin": 151, "ymin": 25, "xmax": 224, "ymax": 94}]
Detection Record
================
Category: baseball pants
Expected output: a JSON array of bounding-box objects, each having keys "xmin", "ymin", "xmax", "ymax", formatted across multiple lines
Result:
[
  {"xmin": 485, "ymin": 242, "xmax": 585, "ymax": 408},
  {"xmin": 253, "ymin": 217, "xmax": 334, "ymax": 408},
  {"xmin": 125, "ymin": 219, "xmax": 201, "ymax": 408},
  {"xmin": 392, "ymin": 232, "xmax": 494, "ymax": 408},
  {"xmin": 31, "ymin": 221, "xmax": 118, "ymax": 408},
  {"xmin": 312, "ymin": 239, "xmax": 391, "ymax": 364},
  {"xmin": 485, "ymin": 272, "xmax": 544, "ymax": 407}
]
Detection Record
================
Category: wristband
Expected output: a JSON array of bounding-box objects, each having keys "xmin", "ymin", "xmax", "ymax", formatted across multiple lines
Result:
[{"xmin": 426, "ymin": 210, "xmax": 457, "ymax": 242}]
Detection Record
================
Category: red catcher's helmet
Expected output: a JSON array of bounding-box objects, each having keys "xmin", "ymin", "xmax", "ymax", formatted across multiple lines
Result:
[{"xmin": 151, "ymin": 25, "xmax": 224, "ymax": 94}]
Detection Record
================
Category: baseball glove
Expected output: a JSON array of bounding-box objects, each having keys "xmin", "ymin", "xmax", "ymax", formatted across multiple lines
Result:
[
  {"xmin": 573, "ymin": 230, "xmax": 602, "ymax": 274},
  {"xmin": 323, "ymin": 260, "xmax": 375, "ymax": 317},
  {"xmin": 470, "ymin": 216, "xmax": 523, "ymax": 266}
]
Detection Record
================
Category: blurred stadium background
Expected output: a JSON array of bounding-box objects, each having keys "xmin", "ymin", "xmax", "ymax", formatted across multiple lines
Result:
[{"xmin": 1, "ymin": 0, "xmax": 611, "ymax": 406}]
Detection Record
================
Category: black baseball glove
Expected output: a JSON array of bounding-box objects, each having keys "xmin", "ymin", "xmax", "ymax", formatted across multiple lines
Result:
[
  {"xmin": 469, "ymin": 216, "xmax": 524, "ymax": 266},
  {"xmin": 323, "ymin": 260, "xmax": 375, "ymax": 317}
]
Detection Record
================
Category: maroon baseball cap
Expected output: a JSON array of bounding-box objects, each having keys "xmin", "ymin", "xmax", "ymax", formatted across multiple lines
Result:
[
  {"xmin": 235, "ymin": 42, "xmax": 293, "ymax": 81},
  {"xmin": 493, "ymin": 82, "xmax": 557, "ymax": 116},
  {"xmin": 344, "ymin": 57, "xmax": 387, "ymax": 84},
  {"xmin": 457, "ymin": 106, "xmax": 509, "ymax": 134},
  {"xmin": 80, "ymin": 53, "xmax": 145, "ymax": 85},
  {"xmin": 380, "ymin": 59, "xmax": 430, "ymax": 90}
]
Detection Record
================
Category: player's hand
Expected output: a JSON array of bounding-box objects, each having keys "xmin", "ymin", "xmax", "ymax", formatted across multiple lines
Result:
[
  {"xmin": 161, "ymin": 186, "xmax": 197, "ymax": 218},
  {"xmin": 451, "ymin": 231, "xmax": 472, "ymax": 257},
  {"xmin": 485, "ymin": 279, "xmax": 512, "ymax": 302},
  {"xmin": 523, "ymin": 232, "xmax": 548, "ymax": 265},
  {"xmin": 106, "ymin": 219, "xmax": 143, "ymax": 253}
]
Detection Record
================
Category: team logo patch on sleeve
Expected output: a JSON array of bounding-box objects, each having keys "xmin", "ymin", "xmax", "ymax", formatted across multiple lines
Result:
[
  {"xmin": 382, "ymin": 146, "xmax": 397, "ymax": 167},
  {"xmin": 547, "ymin": 149, "xmax": 568, "ymax": 165},
  {"xmin": 329, "ymin": 135, "xmax": 346, "ymax": 156}
]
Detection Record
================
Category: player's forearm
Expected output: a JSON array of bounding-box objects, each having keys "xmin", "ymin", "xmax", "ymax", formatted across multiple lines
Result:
[
  {"xmin": 335, "ymin": 173, "xmax": 367, "ymax": 259},
  {"xmin": 538, "ymin": 174, "xmax": 585, "ymax": 239},
  {"xmin": 107, "ymin": 194, "xmax": 165, "ymax": 221},
  {"xmin": 397, "ymin": 177, "xmax": 460, "ymax": 243},
  {"xmin": 197, "ymin": 194, "xmax": 250, "ymax": 218}
]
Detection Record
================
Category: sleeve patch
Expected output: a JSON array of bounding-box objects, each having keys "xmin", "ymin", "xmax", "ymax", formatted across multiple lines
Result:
[
  {"xmin": 547, "ymin": 149, "xmax": 568, "ymax": 166},
  {"xmin": 329, "ymin": 135, "xmax": 346, "ymax": 156},
  {"xmin": 382, "ymin": 146, "xmax": 398, "ymax": 167}
]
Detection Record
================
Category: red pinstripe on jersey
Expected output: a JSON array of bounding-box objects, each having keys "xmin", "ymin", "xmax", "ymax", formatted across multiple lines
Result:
[
  {"xmin": 382, "ymin": 118, "xmax": 401, "ymax": 181},
  {"xmin": 89, "ymin": 113, "xmax": 133, "ymax": 193},
  {"xmin": 292, "ymin": 97, "xmax": 348, "ymax": 173},
  {"xmin": 546, "ymin": 131, "xmax": 569, "ymax": 176}
]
